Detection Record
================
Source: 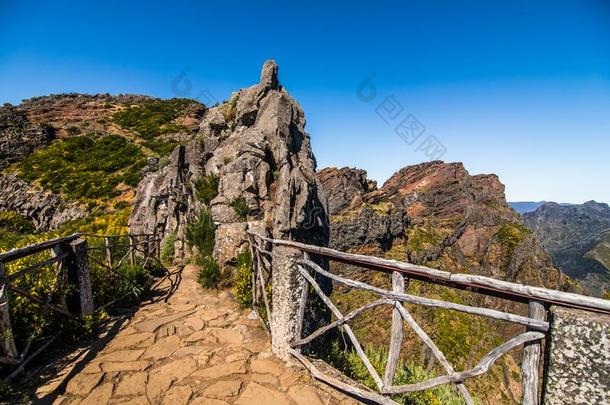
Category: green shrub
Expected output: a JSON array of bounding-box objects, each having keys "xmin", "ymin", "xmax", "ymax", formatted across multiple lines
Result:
[
  {"xmin": 194, "ymin": 174, "xmax": 219, "ymax": 205},
  {"xmin": 231, "ymin": 197, "xmax": 249, "ymax": 220},
  {"xmin": 160, "ymin": 231, "xmax": 177, "ymax": 266},
  {"xmin": 196, "ymin": 255, "xmax": 221, "ymax": 288},
  {"xmin": 0, "ymin": 211, "xmax": 34, "ymax": 234},
  {"xmin": 114, "ymin": 201, "xmax": 130, "ymax": 210},
  {"xmin": 113, "ymin": 99, "xmax": 193, "ymax": 139},
  {"xmin": 232, "ymin": 250, "xmax": 252, "ymax": 308},
  {"xmin": 220, "ymin": 94, "xmax": 239, "ymax": 123},
  {"xmin": 142, "ymin": 139, "xmax": 179, "ymax": 156},
  {"xmin": 342, "ymin": 346, "xmax": 465, "ymax": 405},
  {"xmin": 185, "ymin": 209, "xmax": 215, "ymax": 256},
  {"xmin": 17, "ymin": 134, "xmax": 146, "ymax": 201}
]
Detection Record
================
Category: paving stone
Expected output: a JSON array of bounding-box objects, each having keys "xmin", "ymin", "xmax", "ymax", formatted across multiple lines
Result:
[
  {"xmin": 210, "ymin": 328, "xmax": 244, "ymax": 345},
  {"xmin": 36, "ymin": 264, "xmax": 351, "ymax": 405},
  {"xmin": 234, "ymin": 383, "xmax": 290, "ymax": 405},
  {"xmin": 146, "ymin": 358, "xmax": 198, "ymax": 402},
  {"xmin": 191, "ymin": 360, "xmax": 247, "ymax": 379},
  {"xmin": 172, "ymin": 346, "xmax": 206, "ymax": 358},
  {"xmin": 108, "ymin": 333, "xmax": 154, "ymax": 350},
  {"xmin": 184, "ymin": 330, "xmax": 211, "ymax": 343},
  {"xmin": 203, "ymin": 380, "xmax": 242, "ymax": 399},
  {"xmin": 114, "ymin": 396, "xmax": 149, "ymax": 405},
  {"xmin": 250, "ymin": 357, "xmax": 285, "ymax": 376},
  {"xmin": 96, "ymin": 349, "xmax": 145, "ymax": 362},
  {"xmin": 161, "ymin": 385, "xmax": 192, "ymax": 405},
  {"xmin": 252, "ymin": 373, "xmax": 279, "ymax": 386},
  {"xmin": 185, "ymin": 316, "xmax": 205, "ymax": 331},
  {"xmin": 82, "ymin": 382, "xmax": 113, "ymax": 404},
  {"xmin": 141, "ymin": 335, "xmax": 180, "ymax": 360},
  {"xmin": 101, "ymin": 360, "xmax": 151, "ymax": 372},
  {"xmin": 80, "ymin": 362, "xmax": 102, "ymax": 374},
  {"xmin": 134, "ymin": 310, "xmax": 196, "ymax": 333},
  {"xmin": 288, "ymin": 385, "xmax": 325, "ymax": 405},
  {"xmin": 115, "ymin": 372, "xmax": 147, "ymax": 396},
  {"xmin": 65, "ymin": 372, "xmax": 103, "ymax": 396},
  {"xmin": 190, "ymin": 398, "xmax": 229, "ymax": 405}
]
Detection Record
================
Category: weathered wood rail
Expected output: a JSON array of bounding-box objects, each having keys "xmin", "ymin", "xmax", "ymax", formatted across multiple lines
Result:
[
  {"xmin": 0, "ymin": 231, "xmax": 163, "ymax": 379},
  {"xmin": 247, "ymin": 231, "xmax": 610, "ymax": 405}
]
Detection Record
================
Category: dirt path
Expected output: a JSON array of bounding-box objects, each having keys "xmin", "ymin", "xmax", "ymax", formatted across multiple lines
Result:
[{"xmin": 38, "ymin": 264, "xmax": 357, "ymax": 405}]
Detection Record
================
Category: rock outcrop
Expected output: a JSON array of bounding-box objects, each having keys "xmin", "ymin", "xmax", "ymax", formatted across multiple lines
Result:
[
  {"xmin": 0, "ymin": 173, "xmax": 88, "ymax": 230},
  {"xmin": 0, "ymin": 105, "xmax": 54, "ymax": 169},
  {"xmin": 318, "ymin": 160, "xmax": 568, "ymax": 288},
  {"xmin": 129, "ymin": 61, "xmax": 329, "ymax": 356},
  {"xmin": 129, "ymin": 147, "xmax": 204, "ymax": 261},
  {"xmin": 524, "ymin": 201, "xmax": 610, "ymax": 296},
  {"xmin": 197, "ymin": 60, "xmax": 328, "ymax": 264},
  {"xmin": 317, "ymin": 167, "xmax": 407, "ymax": 253}
]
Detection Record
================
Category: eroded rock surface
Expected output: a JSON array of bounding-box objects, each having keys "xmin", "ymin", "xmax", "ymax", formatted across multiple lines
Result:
[
  {"xmin": 129, "ymin": 145, "xmax": 204, "ymax": 261},
  {"xmin": 0, "ymin": 104, "xmax": 55, "ymax": 169},
  {"xmin": 0, "ymin": 173, "xmax": 88, "ymax": 231},
  {"xmin": 319, "ymin": 161, "xmax": 568, "ymax": 288}
]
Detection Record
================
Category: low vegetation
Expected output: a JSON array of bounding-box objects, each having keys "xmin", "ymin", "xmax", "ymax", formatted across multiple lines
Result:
[
  {"xmin": 0, "ymin": 211, "xmax": 34, "ymax": 246},
  {"xmin": 231, "ymin": 197, "xmax": 249, "ymax": 220},
  {"xmin": 160, "ymin": 231, "xmax": 177, "ymax": 266},
  {"xmin": 185, "ymin": 209, "xmax": 221, "ymax": 288},
  {"xmin": 0, "ymin": 208, "xmax": 156, "ymax": 378},
  {"xmin": 232, "ymin": 250, "xmax": 252, "ymax": 308},
  {"xmin": 113, "ymin": 98, "xmax": 194, "ymax": 155},
  {"xmin": 16, "ymin": 134, "xmax": 146, "ymax": 201},
  {"xmin": 194, "ymin": 174, "xmax": 219, "ymax": 205},
  {"xmin": 321, "ymin": 342, "xmax": 465, "ymax": 405}
]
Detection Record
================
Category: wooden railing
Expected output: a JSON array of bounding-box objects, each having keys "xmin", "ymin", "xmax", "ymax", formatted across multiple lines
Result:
[
  {"xmin": 0, "ymin": 231, "xmax": 163, "ymax": 379},
  {"xmin": 247, "ymin": 231, "xmax": 610, "ymax": 405}
]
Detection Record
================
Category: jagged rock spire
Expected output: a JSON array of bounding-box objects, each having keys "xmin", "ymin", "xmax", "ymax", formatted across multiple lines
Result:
[{"xmin": 260, "ymin": 60, "xmax": 279, "ymax": 89}]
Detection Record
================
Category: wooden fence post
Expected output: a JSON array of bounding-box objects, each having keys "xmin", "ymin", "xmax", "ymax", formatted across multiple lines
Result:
[
  {"xmin": 104, "ymin": 237, "xmax": 113, "ymax": 268},
  {"xmin": 384, "ymin": 271, "xmax": 405, "ymax": 386},
  {"xmin": 143, "ymin": 235, "xmax": 149, "ymax": 259},
  {"xmin": 0, "ymin": 262, "xmax": 18, "ymax": 361},
  {"xmin": 52, "ymin": 244, "xmax": 69, "ymax": 312},
  {"xmin": 129, "ymin": 235, "xmax": 136, "ymax": 266},
  {"xmin": 155, "ymin": 232, "xmax": 161, "ymax": 262},
  {"xmin": 68, "ymin": 239, "xmax": 94, "ymax": 315},
  {"xmin": 522, "ymin": 300, "xmax": 545, "ymax": 405}
]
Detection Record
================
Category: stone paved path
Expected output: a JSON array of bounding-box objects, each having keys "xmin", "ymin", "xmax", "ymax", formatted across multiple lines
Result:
[{"xmin": 42, "ymin": 264, "xmax": 358, "ymax": 405}]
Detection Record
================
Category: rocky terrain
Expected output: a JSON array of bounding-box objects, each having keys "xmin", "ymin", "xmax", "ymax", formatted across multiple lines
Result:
[
  {"xmin": 318, "ymin": 161, "xmax": 566, "ymax": 289},
  {"xmin": 524, "ymin": 201, "xmax": 610, "ymax": 296},
  {"xmin": 317, "ymin": 162, "xmax": 574, "ymax": 404},
  {"xmin": 129, "ymin": 61, "xmax": 328, "ymax": 269},
  {"xmin": 0, "ymin": 61, "xmax": 595, "ymax": 404},
  {"xmin": 0, "ymin": 93, "xmax": 204, "ymax": 234}
]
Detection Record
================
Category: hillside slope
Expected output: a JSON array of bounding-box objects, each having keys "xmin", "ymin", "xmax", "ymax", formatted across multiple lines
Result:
[
  {"xmin": 524, "ymin": 201, "xmax": 610, "ymax": 296},
  {"xmin": 0, "ymin": 94, "xmax": 204, "ymax": 244}
]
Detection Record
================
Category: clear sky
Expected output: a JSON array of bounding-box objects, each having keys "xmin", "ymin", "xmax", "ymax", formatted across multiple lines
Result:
[{"xmin": 1, "ymin": 1, "xmax": 609, "ymax": 203}]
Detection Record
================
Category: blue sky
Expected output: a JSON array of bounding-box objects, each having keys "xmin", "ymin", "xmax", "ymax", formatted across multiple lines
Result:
[{"xmin": 1, "ymin": 0, "xmax": 609, "ymax": 203}]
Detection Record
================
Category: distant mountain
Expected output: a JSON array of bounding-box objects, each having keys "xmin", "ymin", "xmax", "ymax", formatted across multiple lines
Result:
[
  {"xmin": 509, "ymin": 201, "xmax": 575, "ymax": 214},
  {"xmin": 523, "ymin": 201, "xmax": 610, "ymax": 297}
]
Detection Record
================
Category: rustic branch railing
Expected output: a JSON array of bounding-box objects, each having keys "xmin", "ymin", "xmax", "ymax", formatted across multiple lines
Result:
[
  {"xmin": 0, "ymin": 231, "xmax": 163, "ymax": 379},
  {"xmin": 247, "ymin": 231, "xmax": 610, "ymax": 405}
]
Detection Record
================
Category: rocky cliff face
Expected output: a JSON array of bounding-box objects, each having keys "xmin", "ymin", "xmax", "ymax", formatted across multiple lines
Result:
[
  {"xmin": 0, "ymin": 173, "xmax": 88, "ymax": 230},
  {"xmin": 0, "ymin": 105, "xmax": 55, "ymax": 169},
  {"xmin": 130, "ymin": 61, "xmax": 328, "ymax": 267},
  {"xmin": 128, "ymin": 147, "xmax": 204, "ymax": 261},
  {"xmin": 524, "ymin": 201, "xmax": 610, "ymax": 296},
  {"xmin": 317, "ymin": 166, "xmax": 407, "ymax": 254},
  {"xmin": 319, "ymin": 161, "xmax": 565, "ymax": 288}
]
